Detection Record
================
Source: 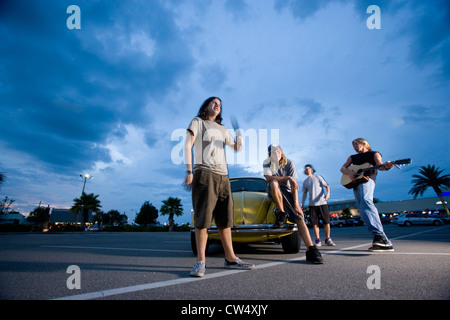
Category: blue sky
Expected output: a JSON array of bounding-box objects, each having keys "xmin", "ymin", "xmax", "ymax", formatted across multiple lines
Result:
[{"xmin": 1, "ymin": 0, "xmax": 449, "ymax": 224}]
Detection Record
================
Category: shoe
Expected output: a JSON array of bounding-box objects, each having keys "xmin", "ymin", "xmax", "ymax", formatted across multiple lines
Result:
[
  {"xmin": 315, "ymin": 238, "xmax": 322, "ymax": 247},
  {"xmin": 369, "ymin": 246, "xmax": 394, "ymax": 252},
  {"xmin": 190, "ymin": 261, "xmax": 206, "ymax": 277},
  {"xmin": 273, "ymin": 211, "xmax": 287, "ymax": 228},
  {"xmin": 325, "ymin": 238, "xmax": 336, "ymax": 246},
  {"xmin": 305, "ymin": 246, "xmax": 324, "ymax": 264},
  {"xmin": 372, "ymin": 234, "xmax": 391, "ymax": 247},
  {"xmin": 224, "ymin": 257, "xmax": 255, "ymax": 270}
]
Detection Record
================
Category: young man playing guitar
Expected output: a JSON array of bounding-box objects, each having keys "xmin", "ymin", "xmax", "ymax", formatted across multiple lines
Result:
[{"xmin": 340, "ymin": 138, "xmax": 395, "ymax": 251}]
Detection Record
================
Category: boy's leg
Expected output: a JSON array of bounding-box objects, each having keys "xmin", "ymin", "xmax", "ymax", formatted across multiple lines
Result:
[{"xmin": 195, "ymin": 227, "xmax": 208, "ymax": 262}]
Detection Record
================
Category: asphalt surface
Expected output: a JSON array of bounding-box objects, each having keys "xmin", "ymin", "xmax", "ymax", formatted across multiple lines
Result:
[{"xmin": 1, "ymin": 224, "xmax": 449, "ymax": 303}]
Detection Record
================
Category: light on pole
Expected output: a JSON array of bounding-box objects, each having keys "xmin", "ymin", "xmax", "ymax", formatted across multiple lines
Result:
[{"xmin": 80, "ymin": 174, "xmax": 93, "ymax": 195}]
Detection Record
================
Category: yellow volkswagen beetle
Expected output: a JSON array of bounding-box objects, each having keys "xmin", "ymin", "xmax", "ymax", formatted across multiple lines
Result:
[{"xmin": 190, "ymin": 177, "xmax": 300, "ymax": 254}]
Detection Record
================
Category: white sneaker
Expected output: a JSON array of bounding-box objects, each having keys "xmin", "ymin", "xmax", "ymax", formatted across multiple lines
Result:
[
  {"xmin": 315, "ymin": 238, "xmax": 322, "ymax": 247},
  {"xmin": 325, "ymin": 238, "xmax": 336, "ymax": 246},
  {"xmin": 190, "ymin": 261, "xmax": 206, "ymax": 277}
]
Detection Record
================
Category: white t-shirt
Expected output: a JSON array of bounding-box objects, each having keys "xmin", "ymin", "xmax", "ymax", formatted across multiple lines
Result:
[
  {"xmin": 187, "ymin": 117, "xmax": 234, "ymax": 175},
  {"xmin": 302, "ymin": 175, "xmax": 328, "ymax": 206}
]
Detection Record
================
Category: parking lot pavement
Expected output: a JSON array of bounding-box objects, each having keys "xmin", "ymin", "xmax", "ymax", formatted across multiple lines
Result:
[{"xmin": 0, "ymin": 225, "xmax": 449, "ymax": 302}]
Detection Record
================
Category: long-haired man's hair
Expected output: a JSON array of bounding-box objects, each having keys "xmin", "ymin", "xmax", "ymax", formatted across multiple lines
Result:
[
  {"xmin": 352, "ymin": 138, "xmax": 372, "ymax": 152},
  {"xmin": 197, "ymin": 97, "xmax": 223, "ymax": 125},
  {"xmin": 268, "ymin": 150, "xmax": 288, "ymax": 170},
  {"xmin": 279, "ymin": 153, "xmax": 288, "ymax": 168}
]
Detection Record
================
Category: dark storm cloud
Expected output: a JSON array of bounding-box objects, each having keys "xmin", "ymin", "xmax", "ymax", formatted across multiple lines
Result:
[
  {"xmin": 224, "ymin": 0, "xmax": 250, "ymax": 22},
  {"xmin": 274, "ymin": 0, "xmax": 334, "ymax": 22},
  {"xmin": 402, "ymin": 104, "xmax": 450, "ymax": 124},
  {"xmin": 0, "ymin": 0, "xmax": 194, "ymax": 173},
  {"xmin": 403, "ymin": 0, "xmax": 450, "ymax": 79},
  {"xmin": 276, "ymin": 0, "xmax": 450, "ymax": 80}
]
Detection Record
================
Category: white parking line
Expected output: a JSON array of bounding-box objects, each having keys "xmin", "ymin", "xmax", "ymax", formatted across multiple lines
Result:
[
  {"xmin": 43, "ymin": 245, "xmax": 191, "ymax": 253},
  {"xmin": 51, "ymin": 240, "xmax": 376, "ymax": 300},
  {"xmin": 52, "ymin": 226, "xmax": 449, "ymax": 300}
]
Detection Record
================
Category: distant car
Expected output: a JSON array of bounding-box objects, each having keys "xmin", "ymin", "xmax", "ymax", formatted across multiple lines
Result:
[
  {"xmin": 190, "ymin": 177, "xmax": 300, "ymax": 254},
  {"xmin": 344, "ymin": 218, "xmax": 357, "ymax": 226},
  {"xmin": 330, "ymin": 217, "xmax": 345, "ymax": 228},
  {"xmin": 392, "ymin": 213, "xmax": 443, "ymax": 226},
  {"xmin": 87, "ymin": 224, "xmax": 102, "ymax": 231},
  {"xmin": 330, "ymin": 217, "xmax": 357, "ymax": 227},
  {"xmin": 429, "ymin": 214, "xmax": 450, "ymax": 224},
  {"xmin": 379, "ymin": 215, "xmax": 391, "ymax": 224},
  {"xmin": 354, "ymin": 216, "xmax": 365, "ymax": 226}
]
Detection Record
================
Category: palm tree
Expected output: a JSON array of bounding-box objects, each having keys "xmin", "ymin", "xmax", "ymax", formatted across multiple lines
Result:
[
  {"xmin": 409, "ymin": 165, "xmax": 450, "ymax": 217},
  {"xmin": 135, "ymin": 202, "xmax": 158, "ymax": 227},
  {"xmin": 160, "ymin": 197, "xmax": 183, "ymax": 232},
  {"xmin": 71, "ymin": 193, "xmax": 102, "ymax": 226}
]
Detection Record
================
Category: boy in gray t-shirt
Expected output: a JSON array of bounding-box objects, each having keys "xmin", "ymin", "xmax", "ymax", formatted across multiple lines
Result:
[{"xmin": 301, "ymin": 164, "xmax": 335, "ymax": 247}]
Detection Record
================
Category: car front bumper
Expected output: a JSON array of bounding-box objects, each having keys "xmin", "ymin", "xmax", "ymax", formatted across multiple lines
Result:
[{"xmin": 190, "ymin": 223, "xmax": 298, "ymax": 243}]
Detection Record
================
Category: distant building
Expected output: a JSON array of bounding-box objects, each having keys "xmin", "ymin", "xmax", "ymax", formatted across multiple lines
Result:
[
  {"xmin": 49, "ymin": 208, "xmax": 94, "ymax": 224},
  {"xmin": 325, "ymin": 196, "xmax": 449, "ymax": 217},
  {"xmin": 327, "ymin": 200, "xmax": 359, "ymax": 217},
  {"xmin": 375, "ymin": 197, "xmax": 449, "ymax": 215},
  {"xmin": 0, "ymin": 212, "xmax": 28, "ymax": 224}
]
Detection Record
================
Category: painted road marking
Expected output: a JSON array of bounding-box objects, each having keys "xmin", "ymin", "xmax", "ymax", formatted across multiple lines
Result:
[{"xmin": 52, "ymin": 226, "xmax": 449, "ymax": 300}]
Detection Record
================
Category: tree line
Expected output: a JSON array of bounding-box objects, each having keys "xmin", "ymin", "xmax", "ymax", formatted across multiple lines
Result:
[
  {"xmin": 1, "ymin": 164, "xmax": 449, "ymax": 230},
  {"xmin": 67, "ymin": 193, "xmax": 184, "ymax": 232},
  {"xmin": 9, "ymin": 191, "xmax": 184, "ymax": 232}
]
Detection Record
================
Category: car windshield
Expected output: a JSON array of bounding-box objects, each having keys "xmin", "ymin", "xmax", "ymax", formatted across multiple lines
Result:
[{"xmin": 230, "ymin": 178, "xmax": 268, "ymax": 193}]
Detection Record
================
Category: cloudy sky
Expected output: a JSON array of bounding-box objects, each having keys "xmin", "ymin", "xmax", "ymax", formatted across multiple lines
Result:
[{"xmin": 1, "ymin": 0, "xmax": 449, "ymax": 224}]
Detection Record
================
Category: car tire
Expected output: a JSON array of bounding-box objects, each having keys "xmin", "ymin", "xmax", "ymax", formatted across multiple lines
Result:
[
  {"xmin": 405, "ymin": 221, "xmax": 412, "ymax": 227},
  {"xmin": 433, "ymin": 220, "xmax": 442, "ymax": 226},
  {"xmin": 281, "ymin": 232, "xmax": 301, "ymax": 254}
]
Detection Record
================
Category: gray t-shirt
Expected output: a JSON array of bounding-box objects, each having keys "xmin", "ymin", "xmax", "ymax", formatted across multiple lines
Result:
[
  {"xmin": 187, "ymin": 117, "xmax": 234, "ymax": 175},
  {"xmin": 302, "ymin": 175, "xmax": 328, "ymax": 206},
  {"xmin": 263, "ymin": 158, "xmax": 298, "ymax": 192}
]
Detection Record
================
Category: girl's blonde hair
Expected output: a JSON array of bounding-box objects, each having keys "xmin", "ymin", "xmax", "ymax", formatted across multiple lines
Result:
[{"xmin": 352, "ymin": 138, "xmax": 372, "ymax": 151}]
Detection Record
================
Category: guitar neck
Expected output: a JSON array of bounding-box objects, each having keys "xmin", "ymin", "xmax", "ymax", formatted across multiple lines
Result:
[
  {"xmin": 358, "ymin": 159, "xmax": 409, "ymax": 173},
  {"xmin": 359, "ymin": 164, "xmax": 385, "ymax": 173}
]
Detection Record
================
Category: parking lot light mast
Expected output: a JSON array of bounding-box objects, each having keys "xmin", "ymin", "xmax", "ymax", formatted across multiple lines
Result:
[{"xmin": 80, "ymin": 174, "xmax": 93, "ymax": 195}]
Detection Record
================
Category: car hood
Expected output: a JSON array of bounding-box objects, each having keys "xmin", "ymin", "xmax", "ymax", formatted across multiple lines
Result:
[{"xmin": 232, "ymin": 191, "xmax": 274, "ymax": 225}]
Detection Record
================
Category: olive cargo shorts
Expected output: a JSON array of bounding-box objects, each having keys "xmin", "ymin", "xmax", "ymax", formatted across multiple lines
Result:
[{"xmin": 192, "ymin": 170, "xmax": 234, "ymax": 229}]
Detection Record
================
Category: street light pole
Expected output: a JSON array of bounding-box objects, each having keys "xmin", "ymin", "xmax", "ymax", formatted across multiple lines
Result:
[{"xmin": 80, "ymin": 174, "xmax": 93, "ymax": 195}]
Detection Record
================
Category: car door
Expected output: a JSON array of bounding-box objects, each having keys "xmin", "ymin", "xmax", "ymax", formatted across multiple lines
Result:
[{"xmin": 421, "ymin": 215, "xmax": 432, "ymax": 225}]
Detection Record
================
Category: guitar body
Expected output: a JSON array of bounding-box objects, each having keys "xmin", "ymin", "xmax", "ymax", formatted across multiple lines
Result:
[
  {"xmin": 341, "ymin": 163, "xmax": 374, "ymax": 189},
  {"xmin": 340, "ymin": 158, "xmax": 411, "ymax": 189}
]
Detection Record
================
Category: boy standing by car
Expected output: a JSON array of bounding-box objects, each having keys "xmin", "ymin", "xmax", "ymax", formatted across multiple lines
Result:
[
  {"xmin": 301, "ymin": 164, "xmax": 335, "ymax": 247},
  {"xmin": 185, "ymin": 97, "xmax": 255, "ymax": 277}
]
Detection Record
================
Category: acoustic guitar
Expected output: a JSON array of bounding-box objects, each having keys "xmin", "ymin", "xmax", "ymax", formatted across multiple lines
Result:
[{"xmin": 341, "ymin": 158, "xmax": 411, "ymax": 189}]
